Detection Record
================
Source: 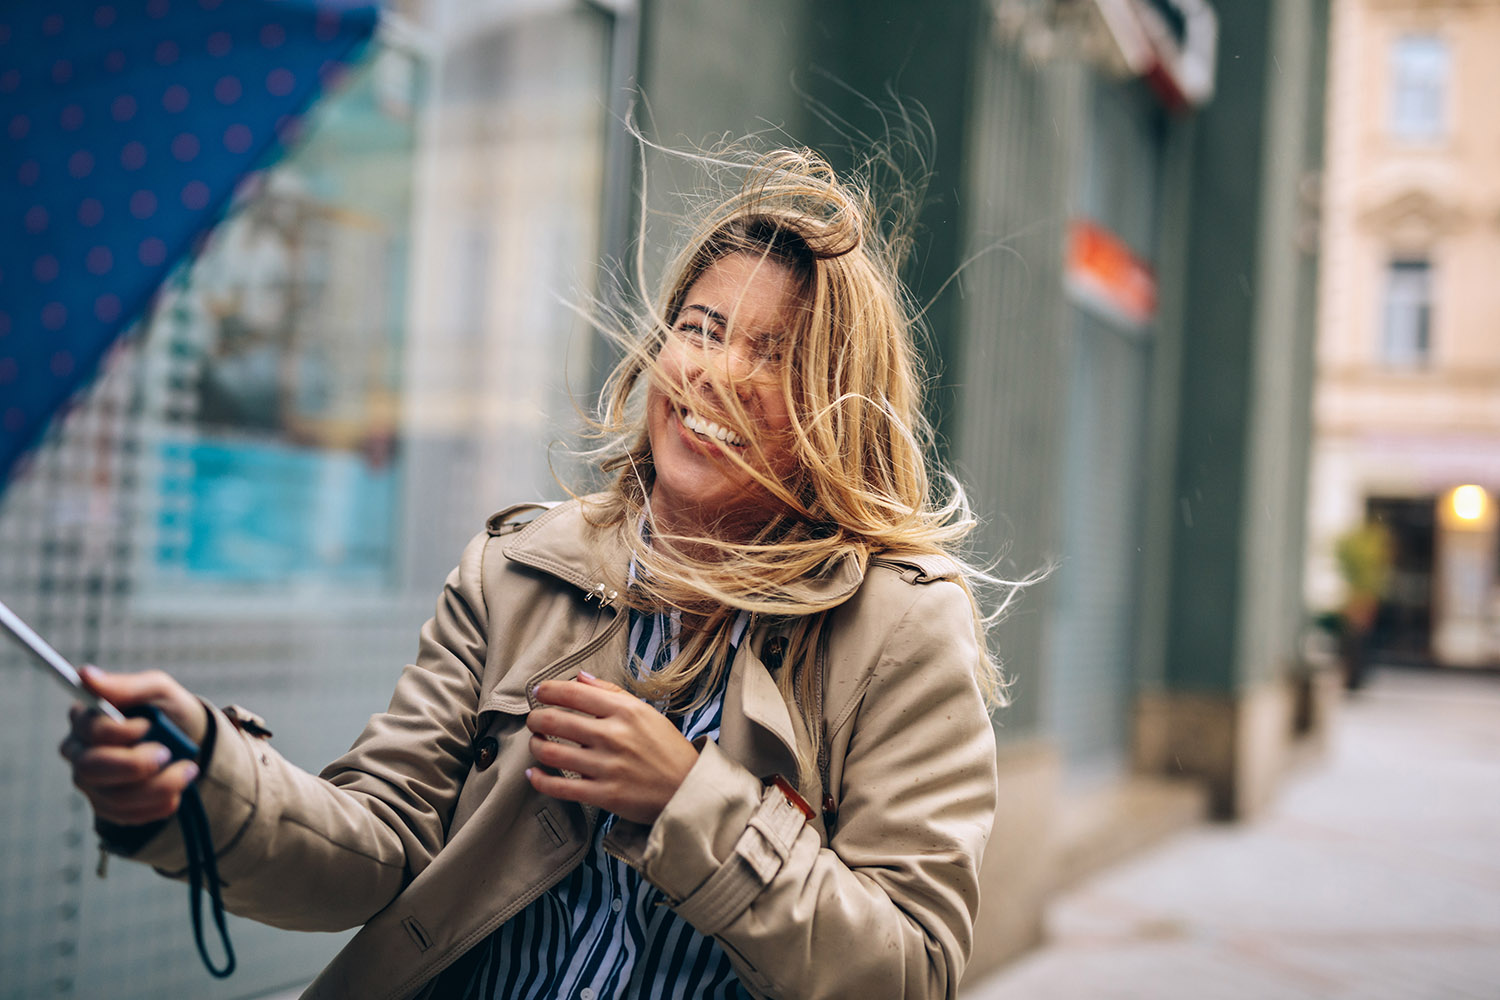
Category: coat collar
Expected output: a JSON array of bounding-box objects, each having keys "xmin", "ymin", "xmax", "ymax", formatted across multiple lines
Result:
[{"xmin": 500, "ymin": 497, "xmax": 633, "ymax": 600}]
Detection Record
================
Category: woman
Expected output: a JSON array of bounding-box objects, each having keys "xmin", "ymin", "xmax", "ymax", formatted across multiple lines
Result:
[{"xmin": 60, "ymin": 148, "xmax": 1002, "ymax": 999}]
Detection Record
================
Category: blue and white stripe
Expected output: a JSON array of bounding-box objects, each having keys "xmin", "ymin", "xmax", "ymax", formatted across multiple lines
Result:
[{"xmin": 428, "ymin": 604, "xmax": 752, "ymax": 1000}]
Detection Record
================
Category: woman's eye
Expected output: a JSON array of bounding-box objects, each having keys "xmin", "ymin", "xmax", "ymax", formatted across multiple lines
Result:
[{"xmin": 676, "ymin": 322, "xmax": 721, "ymax": 342}]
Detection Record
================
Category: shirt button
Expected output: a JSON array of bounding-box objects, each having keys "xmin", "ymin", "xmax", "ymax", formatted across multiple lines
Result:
[
  {"xmin": 610, "ymin": 898, "xmax": 623, "ymax": 913},
  {"xmin": 580, "ymin": 989, "xmax": 596, "ymax": 1000}
]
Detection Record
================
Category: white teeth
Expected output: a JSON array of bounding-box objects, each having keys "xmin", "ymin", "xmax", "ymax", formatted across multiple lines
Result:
[{"xmin": 681, "ymin": 409, "xmax": 745, "ymax": 447}]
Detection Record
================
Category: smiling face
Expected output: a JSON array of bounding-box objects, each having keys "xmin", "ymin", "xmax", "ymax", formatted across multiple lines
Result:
[{"xmin": 646, "ymin": 252, "xmax": 804, "ymax": 538}]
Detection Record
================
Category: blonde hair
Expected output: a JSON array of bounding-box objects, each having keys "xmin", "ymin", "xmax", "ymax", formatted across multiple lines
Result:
[{"xmin": 582, "ymin": 145, "xmax": 1005, "ymax": 761}]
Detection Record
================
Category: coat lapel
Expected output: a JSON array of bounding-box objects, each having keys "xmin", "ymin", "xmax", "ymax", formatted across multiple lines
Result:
[{"xmin": 720, "ymin": 634, "xmax": 805, "ymax": 789}]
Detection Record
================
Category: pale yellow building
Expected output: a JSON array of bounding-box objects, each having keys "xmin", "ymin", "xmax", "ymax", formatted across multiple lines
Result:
[{"xmin": 1308, "ymin": 0, "xmax": 1500, "ymax": 665}]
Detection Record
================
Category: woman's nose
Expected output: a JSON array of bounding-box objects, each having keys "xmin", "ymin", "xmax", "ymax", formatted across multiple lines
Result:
[
  {"xmin": 690, "ymin": 338, "xmax": 760, "ymax": 387},
  {"xmin": 681, "ymin": 360, "xmax": 754, "ymax": 415}
]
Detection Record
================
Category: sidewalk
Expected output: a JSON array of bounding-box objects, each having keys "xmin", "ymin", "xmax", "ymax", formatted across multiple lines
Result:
[{"xmin": 963, "ymin": 668, "xmax": 1500, "ymax": 1000}]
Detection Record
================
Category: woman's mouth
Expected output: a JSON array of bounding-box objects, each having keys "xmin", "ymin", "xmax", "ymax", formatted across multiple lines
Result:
[{"xmin": 679, "ymin": 407, "xmax": 746, "ymax": 448}]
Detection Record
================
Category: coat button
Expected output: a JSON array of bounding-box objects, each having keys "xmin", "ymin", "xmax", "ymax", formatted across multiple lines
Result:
[
  {"xmin": 763, "ymin": 635, "xmax": 788, "ymax": 669},
  {"xmin": 472, "ymin": 736, "xmax": 498, "ymax": 771}
]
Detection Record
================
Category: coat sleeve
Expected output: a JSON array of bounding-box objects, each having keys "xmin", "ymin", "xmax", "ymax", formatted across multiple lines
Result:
[
  {"xmin": 626, "ymin": 579, "xmax": 999, "ymax": 999},
  {"xmin": 119, "ymin": 531, "xmax": 492, "ymax": 931}
]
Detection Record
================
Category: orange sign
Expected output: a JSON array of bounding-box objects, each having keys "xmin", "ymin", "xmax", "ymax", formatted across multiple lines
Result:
[{"xmin": 1065, "ymin": 219, "xmax": 1158, "ymax": 329}]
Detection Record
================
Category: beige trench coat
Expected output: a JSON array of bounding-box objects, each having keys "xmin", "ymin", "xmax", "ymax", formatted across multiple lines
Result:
[{"xmin": 123, "ymin": 498, "xmax": 999, "ymax": 999}]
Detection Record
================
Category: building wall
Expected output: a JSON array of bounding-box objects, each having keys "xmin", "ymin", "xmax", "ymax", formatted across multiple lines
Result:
[
  {"xmin": 1136, "ymin": 0, "xmax": 1331, "ymax": 819},
  {"xmin": 1308, "ymin": 0, "xmax": 1500, "ymax": 659}
]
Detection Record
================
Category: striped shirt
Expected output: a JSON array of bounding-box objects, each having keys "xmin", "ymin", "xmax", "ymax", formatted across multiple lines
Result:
[{"xmin": 427, "ymin": 606, "xmax": 753, "ymax": 1000}]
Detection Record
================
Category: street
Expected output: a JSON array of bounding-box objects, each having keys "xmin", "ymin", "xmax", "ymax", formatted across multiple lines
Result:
[{"xmin": 963, "ymin": 668, "xmax": 1500, "ymax": 999}]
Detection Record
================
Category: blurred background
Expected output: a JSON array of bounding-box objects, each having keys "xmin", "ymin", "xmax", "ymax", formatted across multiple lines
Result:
[{"xmin": 1, "ymin": 0, "xmax": 1496, "ymax": 997}]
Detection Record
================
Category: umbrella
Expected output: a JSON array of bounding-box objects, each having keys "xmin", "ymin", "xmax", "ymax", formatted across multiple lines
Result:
[{"xmin": 0, "ymin": 0, "xmax": 381, "ymax": 488}]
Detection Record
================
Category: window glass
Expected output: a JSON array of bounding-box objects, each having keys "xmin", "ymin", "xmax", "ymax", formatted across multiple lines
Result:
[
  {"xmin": 1382, "ymin": 258, "xmax": 1433, "ymax": 367},
  {"xmin": 1389, "ymin": 35, "xmax": 1449, "ymax": 141},
  {"xmin": 0, "ymin": 3, "xmax": 624, "ymax": 994},
  {"xmin": 138, "ymin": 47, "xmax": 420, "ymax": 598}
]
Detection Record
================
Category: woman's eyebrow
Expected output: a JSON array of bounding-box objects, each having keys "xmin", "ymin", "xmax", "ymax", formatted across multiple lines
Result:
[{"xmin": 681, "ymin": 304, "xmax": 728, "ymax": 326}]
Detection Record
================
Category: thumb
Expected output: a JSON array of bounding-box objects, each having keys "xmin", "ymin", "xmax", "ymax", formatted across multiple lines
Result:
[
  {"xmin": 80, "ymin": 666, "xmax": 208, "ymax": 745},
  {"xmin": 81, "ymin": 665, "xmax": 171, "ymax": 706}
]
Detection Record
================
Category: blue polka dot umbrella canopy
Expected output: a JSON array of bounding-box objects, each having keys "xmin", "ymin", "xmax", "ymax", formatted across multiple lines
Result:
[{"xmin": 0, "ymin": 0, "xmax": 379, "ymax": 487}]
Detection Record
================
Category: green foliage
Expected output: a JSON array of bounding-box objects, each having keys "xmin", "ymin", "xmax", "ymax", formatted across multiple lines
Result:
[{"xmin": 1334, "ymin": 522, "xmax": 1393, "ymax": 602}]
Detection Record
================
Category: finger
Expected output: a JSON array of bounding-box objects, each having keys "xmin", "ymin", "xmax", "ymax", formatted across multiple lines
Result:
[
  {"xmin": 528, "ymin": 734, "xmax": 602, "ymax": 776},
  {"xmin": 88, "ymin": 761, "xmax": 200, "ymax": 825},
  {"xmin": 525, "ymin": 766, "xmax": 601, "ymax": 807},
  {"xmin": 59, "ymin": 735, "xmax": 83, "ymax": 762},
  {"xmin": 90, "ymin": 795, "xmax": 176, "ymax": 827},
  {"xmin": 534, "ymin": 677, "xmax": 628, "ymax": 717},
  {"xmin": 71, "ymin": 742, "xmax": 175, "ymax": 788},
  {"xmin": 69, "ymin": 705, "xmax": 151, "ymax": 747},
  {"xmin": 575, "ymin": 670, "xmax": 625, "ymax": 694},
  {"xmin": 526, "ymin": 706, "xmax": 604, "ymax": 746}
]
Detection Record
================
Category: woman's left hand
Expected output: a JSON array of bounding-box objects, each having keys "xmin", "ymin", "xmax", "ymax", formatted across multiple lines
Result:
[{"xmin": 526, "ymin": 671, "xmax": 699, "ymax": 825}]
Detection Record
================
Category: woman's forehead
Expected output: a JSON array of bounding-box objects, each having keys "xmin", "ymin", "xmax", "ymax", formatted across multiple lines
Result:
[{"xmin": 681, "ymin": 253, "xmax": 801, "ymax": 332}]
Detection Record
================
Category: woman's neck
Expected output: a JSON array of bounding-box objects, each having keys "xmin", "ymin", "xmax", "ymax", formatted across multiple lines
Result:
[{"xmin": 645, "ymin": 491, "xmax": 774, "ymax": 558}]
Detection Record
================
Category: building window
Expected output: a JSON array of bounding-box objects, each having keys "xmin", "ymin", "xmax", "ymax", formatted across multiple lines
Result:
[
  {"xmin": 1382, "ymin": 258, "xmax": 1433, "ymax": 366},
  {"xmin": 1389, "ymin": 35, "xmax": 1449, "ymax": 141}
]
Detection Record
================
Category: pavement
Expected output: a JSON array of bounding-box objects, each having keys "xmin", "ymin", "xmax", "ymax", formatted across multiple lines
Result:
[{"xmin": 961, "ymin": 667, "xmax": 1500, "ymax": 1000}]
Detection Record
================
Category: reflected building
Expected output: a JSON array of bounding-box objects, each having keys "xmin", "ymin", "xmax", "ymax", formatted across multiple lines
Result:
[{"xmin": 1308, "ymin": 0, "xmax": 1500, "ymax": 667}]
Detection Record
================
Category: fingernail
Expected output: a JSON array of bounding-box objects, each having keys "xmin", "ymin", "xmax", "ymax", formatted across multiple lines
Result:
[
  {"xmin": 524, "ymin": 767, "xmax": 534, "ymax": 780},
  {"xmin": 182, "ymin": 763, "xmax": 201, "ymax": 783},
  {"xmin": 153, "ymin": 745, "xmax": 174, "ymax": 767},
  {"xmin": 578, "ymin": 670, "xmax": 597, "ymax": 682},
  {"xmin": 80, "ymin": 665, "xmax": 98, "ymax": 681}
]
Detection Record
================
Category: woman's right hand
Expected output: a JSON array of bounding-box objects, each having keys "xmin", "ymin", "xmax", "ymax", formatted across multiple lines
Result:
[{"xmin": 58, "ymin": 667, "xmax": 211, "ymax": 826}]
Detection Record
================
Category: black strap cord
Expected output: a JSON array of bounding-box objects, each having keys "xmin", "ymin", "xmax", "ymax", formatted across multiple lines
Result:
[
  {"xmin": 178, "ymin": 782, "xmax": 236, "ymax": 978},
  {"xmin": 127, "ymin": 704, "xmax": 236, "ymax": 979}
]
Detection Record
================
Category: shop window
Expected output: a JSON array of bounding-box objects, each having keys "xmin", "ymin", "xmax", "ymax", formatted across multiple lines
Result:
[
  {"xmin": 1389, "ymin": 35, "xmax": 1449, "ymax": 142},
  {"xmin": 137, "ymin": 44, "xmax": 424, "ymax": 601},
  {"xmin": 1381, "ymin": 258, "xmax": 1432, "ymax": 367}
]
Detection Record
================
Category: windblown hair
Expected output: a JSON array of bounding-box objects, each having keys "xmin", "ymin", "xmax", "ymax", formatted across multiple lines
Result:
[{"xmin": 582, "ymin": 144, "xmax": 1006, "ymax": 763}]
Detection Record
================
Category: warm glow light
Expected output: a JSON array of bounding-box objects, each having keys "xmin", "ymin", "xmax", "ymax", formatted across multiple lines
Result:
[{"xmin": 1452, "ymin": 485, "xmax": 1487, "ymax": 522}]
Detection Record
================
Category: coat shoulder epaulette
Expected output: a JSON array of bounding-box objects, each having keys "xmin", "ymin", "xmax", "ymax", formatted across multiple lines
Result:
[
  {"xmin": 868, "ymin": 551, "xmax": 962, "ymax": 585},
  {"xmin": 485, "ymin": 501, "xmax": 561, "ymax": 537}
]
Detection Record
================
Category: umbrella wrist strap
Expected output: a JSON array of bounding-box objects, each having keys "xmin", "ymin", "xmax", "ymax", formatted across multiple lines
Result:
[{"xmin": 179, "ymin": 784, "xmax": 236, "ymax": 978}]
